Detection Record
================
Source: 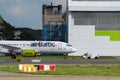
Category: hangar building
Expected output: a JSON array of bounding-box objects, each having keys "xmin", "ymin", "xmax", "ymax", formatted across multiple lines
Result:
[{"xmin": 68, "ymin": 0, "xmax": 120, "ymax": 56}]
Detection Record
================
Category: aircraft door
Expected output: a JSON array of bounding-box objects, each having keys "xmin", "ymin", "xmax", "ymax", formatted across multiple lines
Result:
[{"xmin": 58, "ymin": 43, "xmax": 62, "ymax": 50}]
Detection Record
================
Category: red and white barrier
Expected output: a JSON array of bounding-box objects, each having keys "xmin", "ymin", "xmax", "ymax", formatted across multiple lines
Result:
[
  {"xmin": 19, "ymin": 64, "xmax": 56, "ymax": 72},
  {"xmin": 40, "ymin": 64, "xmax": 56, "ymax": 71},
  {"xmin": 39, "ymin": 64, "xmax": 56, "ymax": 71}
]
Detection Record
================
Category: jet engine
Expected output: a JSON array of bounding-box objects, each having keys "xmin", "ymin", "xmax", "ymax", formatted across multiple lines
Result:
[{"xmin": 22, "ymin": 49, "xmax": 36, "ymax": 57}]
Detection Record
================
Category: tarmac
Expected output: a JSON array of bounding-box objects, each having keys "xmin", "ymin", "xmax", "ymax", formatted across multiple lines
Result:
[
  {"xmin": 0, "ymin": 58, "xmax": 120, "ymax": 80},
  {"xmin": 0, "ymin": 58, "xmax": 120, "ymax": 65},
  {"xmin": 0, "ymin": 71, "xmax": 120, "ymax": 80}
]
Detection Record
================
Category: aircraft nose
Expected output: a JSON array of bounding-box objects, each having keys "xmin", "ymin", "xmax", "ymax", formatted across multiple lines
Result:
[{"xmin": 72, "ymin": 47, "xmax": 77, "ymax": 52}]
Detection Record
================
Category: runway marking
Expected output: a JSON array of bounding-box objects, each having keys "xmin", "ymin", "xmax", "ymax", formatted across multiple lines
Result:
[{"xmin": 31, "ymin": 59, "xmax": 41, "ymax": 62}]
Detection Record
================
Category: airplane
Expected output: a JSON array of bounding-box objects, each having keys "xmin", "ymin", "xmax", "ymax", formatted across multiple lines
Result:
[
  {"xmin": 0, "ymin": 40, "xmax": 76, "ymax": 58},
  {"xmin": 0, "ymin": 46, "xmax": 9, "ymax": 55}
]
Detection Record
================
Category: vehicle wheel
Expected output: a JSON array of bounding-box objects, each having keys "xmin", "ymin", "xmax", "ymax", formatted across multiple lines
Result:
[
  {"xmin": 95, "ymin": 57, "xmax": 99, "ymax": 59},
  {"xmin": 88, "ymin": 57, "xmax": 91, "ymax": 59}
]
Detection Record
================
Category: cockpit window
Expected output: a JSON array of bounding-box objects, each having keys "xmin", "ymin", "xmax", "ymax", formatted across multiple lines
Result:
[{"xmin": 66, "ymin": 44, "xmax": 72, "ymax": 47}]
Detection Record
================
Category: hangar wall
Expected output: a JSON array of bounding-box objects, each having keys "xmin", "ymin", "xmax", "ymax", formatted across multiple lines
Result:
[
  {"xmin": 68, "ymin": 24, "xmax": 120, "ymax": 56},
  {"xmin": 73, "ymin": 12, "xmax": 120, "ymax": 30},
  {"xmin": 68, "ymin": 0, "xmax": 120, "ymax": 56}
]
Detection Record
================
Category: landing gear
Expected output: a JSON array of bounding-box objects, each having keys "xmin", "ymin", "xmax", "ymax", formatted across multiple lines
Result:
[
  {"xmin": 64, "ymin": 53, "xmax": 68, "ymax": 59},
  {"xmin": 10, "ymin": 53, "xmax": 16, "ymax": 59},
  {"xmin": 9, "ymin": 50, "xmax": 17, "ymax": 59},
  {"xmin": 9, "ymin": 50, "xmax": 23, "ymax": 62}
]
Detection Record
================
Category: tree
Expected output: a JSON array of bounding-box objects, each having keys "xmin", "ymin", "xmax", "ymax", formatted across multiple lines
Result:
[
  {"xmin": 1, "ymin": 19, "xmax": 15, "ymax": 40},
  {"xmin": 62, "ymin": 11, "xmax": 67, "ymax": 24},
  {"xmin": 0, "ymin": 14, "xmax": 3, "ymax": 23},
  {"xmin": 20, "ymin": 30, "xmax": 35, "ymax": 40}
]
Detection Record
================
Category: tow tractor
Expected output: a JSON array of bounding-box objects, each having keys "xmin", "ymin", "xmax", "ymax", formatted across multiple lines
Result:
[{"xmin": 83, "ymin": 52, "xmax": 99, "ymax": 59}]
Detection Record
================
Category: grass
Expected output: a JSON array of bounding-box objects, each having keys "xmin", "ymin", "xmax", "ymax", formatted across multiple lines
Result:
[
  {"xmin": 99, "ymin": 56, "xmax": 115, "ymax": 59},
  {"xmin": 0, "ymin": 56, "xmax": 84, "ymax": 60},
  {"xmin": 95, "ymin": 30, "xmax": 120, "ymax": 41},
  {"xmin": 0, "ymin": 65, "xmax": 120, "ymax": 76},
  {"xmin": 0, "ymin": 56, "xmax": 115, "ymax": 60}
]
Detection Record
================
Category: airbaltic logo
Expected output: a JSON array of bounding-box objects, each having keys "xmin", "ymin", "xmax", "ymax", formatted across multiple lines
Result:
[{"xmin": 31, "ymin": 42, "xmax": 56, "ymax": 47}]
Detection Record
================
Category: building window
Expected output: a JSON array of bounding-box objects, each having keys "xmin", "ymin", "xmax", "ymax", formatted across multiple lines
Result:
[
  {"xmin": 47, "ymin": 8, "xmax": 53, "ymax": 15},
  {"xmin": 53, "ymin": 8, "xmax": 59, "ymax": 15}
]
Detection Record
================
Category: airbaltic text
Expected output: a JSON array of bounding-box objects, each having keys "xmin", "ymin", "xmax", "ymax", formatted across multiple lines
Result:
[{"xmin": 31, "ymin": 42, "xmax": 56, "ymax": 47}]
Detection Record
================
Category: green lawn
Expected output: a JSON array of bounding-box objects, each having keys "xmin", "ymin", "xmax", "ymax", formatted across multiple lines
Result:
[
  {"xmin": 95, "ymin": 30, "xmax": 120, "ymax": 41},
  {"xmin": 0, "ymin": 65, "xmax": 120, "ymax": 76},
  {"xmin": 99, "ymin": 56, "xmax": 116, "ymax": 59},
  {"xmin": 0, "ymin": 56, "xmax": 115, "ymax": 60},
  {"xmin": 0, "ymin": 56, "xmax": 83, "ymax": 60}
]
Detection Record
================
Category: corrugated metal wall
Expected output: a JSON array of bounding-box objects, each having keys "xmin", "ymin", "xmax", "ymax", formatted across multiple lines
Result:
[{"xmin": 74, "ymin": 12, "xmax": 120, "ymax": 30}]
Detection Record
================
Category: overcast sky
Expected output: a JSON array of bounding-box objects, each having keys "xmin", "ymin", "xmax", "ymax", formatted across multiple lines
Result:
[{"xmin": 0, "ymin": 0, "xmax": 67, "ymax": 29}]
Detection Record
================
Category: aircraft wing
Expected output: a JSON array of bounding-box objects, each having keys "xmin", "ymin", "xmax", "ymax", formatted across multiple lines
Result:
[{"xmin": 1, "ymin": 44, "xmax": 21, "ymax": 51}]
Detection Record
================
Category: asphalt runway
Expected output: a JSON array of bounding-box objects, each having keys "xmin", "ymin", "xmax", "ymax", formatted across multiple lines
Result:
[
  {"xmin": 0, "ymin": 59, "xmax": 120, "ymax": 80},
  {"xmin": 0, "ymin": 71, "xmax": 120, "ymax": 80},
  {"xmin": 0, "ymin": 58, "xmax": 120, "ymax": 65}
]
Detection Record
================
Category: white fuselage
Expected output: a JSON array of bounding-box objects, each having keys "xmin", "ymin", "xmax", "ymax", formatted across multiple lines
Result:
[{"xmin": 0, "ymin": 40, "xmax": 76, "ymax": 54}]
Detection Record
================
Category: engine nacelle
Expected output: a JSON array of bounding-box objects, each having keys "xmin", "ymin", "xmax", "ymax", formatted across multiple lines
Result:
[{"xmin": 22, "ymin": 49, "xmax": 36, "ymax": 57}]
